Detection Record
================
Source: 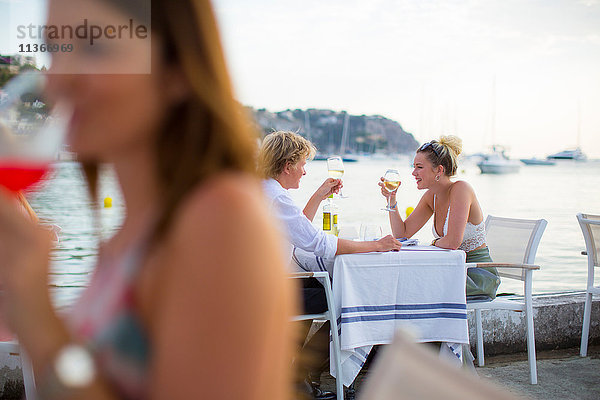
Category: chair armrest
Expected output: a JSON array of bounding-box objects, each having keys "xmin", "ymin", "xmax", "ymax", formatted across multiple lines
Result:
[
  {"xmin": 289, "ymin": 272, "xmax": 315, "ymax": 279},
  {"xmin": 466, "ymin": 262, "xmax": 540, "ymax": 271},
  {"xmin": 289, "ymin": 271, "xmax": 330, "ymax": 279}
]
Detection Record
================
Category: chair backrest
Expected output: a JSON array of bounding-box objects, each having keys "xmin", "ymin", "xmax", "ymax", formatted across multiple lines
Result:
[
  {"xmin": 577, "ymin": 213, "xmax": 600, "ymax": 277},
  {"xmin": 484, "ymin": 215, "xmax": 547, "ymax": 280}
]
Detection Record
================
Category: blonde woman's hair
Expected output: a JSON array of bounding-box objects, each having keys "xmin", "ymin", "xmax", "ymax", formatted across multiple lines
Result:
[
  {"xmin": 258, "ymin": 131, "xmax": 316, "ymax": 179},
  {"xmin": 417, "ymin": 135, "xmax": 462, "ymax": 176}
]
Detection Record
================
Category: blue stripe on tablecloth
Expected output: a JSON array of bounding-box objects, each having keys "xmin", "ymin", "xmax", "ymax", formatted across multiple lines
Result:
[
  {"xmin": 448, "ymin": 344, "xmax": 462, "ymax": 359},
  {"xmin": 355, "ymin": 347, "xmax": 369, "ymax": 359},
  {"xmin": 335, "ymin": 311, "xmax": 466, "ymax": 335},
  {"xmin": 342, "ymin": 303, "xmax": 466, "ymax": 313},
  {"xmin": 341, "ymin": 312, "xmax": 467, "ymax": 324},
  {"xmin": 349, "ymin": 354, "xmax": 366, "ymax": 368}
]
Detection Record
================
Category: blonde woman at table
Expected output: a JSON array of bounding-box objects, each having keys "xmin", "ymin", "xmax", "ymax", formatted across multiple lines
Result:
[
  {"xmin": 259, "ymin": 130, "xmax": 402, "ymax": 400},
  {"xmin": 0, "ymin": 0, "xmax": 294, "ymax": 399},
  {"xmin": 380, "ymin": 135, "xmax": 500, "ymax": 301}
]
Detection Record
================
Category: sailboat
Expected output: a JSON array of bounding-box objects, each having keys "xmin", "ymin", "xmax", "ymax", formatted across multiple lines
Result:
[
  {"xmin": 547, "ymin": 101, "xmax": 587, "ymax": 161},
  {"xmin": 477, "ymin": 77, "xmax": 520, "ymax": 174},
  {"xmin": 338, "ymin": 112, "xmax": 358, "ymax": 162},
  {"xmin": 314, "ymin": 111, "xmax": 358, "ymax": 162}
]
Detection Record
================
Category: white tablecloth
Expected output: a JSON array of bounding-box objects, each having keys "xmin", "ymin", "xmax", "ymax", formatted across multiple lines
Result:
[{"xmin": 331, "ymin": 247, "xmax": 468, "ymax": 386}]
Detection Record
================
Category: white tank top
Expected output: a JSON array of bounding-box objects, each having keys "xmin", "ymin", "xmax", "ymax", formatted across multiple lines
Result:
[{"xmin": 432, "ymin": 194, "xmax": 486, "ymax": 252}]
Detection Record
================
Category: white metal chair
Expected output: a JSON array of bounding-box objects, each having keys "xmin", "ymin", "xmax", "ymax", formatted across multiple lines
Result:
[
  {"xmin": 0, "ymin": 340, "xmax": 36, "ymax": 399},
  {"xmin": 577, "ymin": 213, "xmax": 600, "ymax": 357},
  {"xmin": 467, "ymin": 215, "xmax": 547, "ymax": 385},
  {"xmin": 290, "ymin": 271, "xmax": 343, "ymax": 400}
]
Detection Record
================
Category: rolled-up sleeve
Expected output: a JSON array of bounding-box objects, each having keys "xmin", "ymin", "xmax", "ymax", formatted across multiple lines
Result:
[{"xmin": 273, "ymin": 194, "xmax": 338, "ymax": 260}]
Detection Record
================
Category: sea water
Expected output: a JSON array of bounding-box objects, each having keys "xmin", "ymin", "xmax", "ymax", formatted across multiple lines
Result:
[
  {"xmin": 293, "ymin": 157, "xmax": 600, "ymax": 296},
  {"xmin": 29, "ymin": 163, "xmax": 123, "ymax": 311},
  {"xmin": 28, "ymin": 158, "xmax": 600, "ymax": 307}
]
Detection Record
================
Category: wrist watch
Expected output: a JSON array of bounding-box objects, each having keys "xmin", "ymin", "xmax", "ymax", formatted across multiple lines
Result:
[
  {"xmin": 54, "ymin": 344, "xmax": 96, "ymax": 387},
  {"xmin": 38, "ymin": 344, "xmax": 96, "ymax": 399}
]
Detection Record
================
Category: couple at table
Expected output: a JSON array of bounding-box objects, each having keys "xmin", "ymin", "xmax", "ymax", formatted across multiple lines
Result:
[
  {"xmin": 259, "ymin": 131, "xmax": 499, "ymax": 297},
  {"xmin": 258, "ymin": 131, "xmax": 500, "ymax": 398}
]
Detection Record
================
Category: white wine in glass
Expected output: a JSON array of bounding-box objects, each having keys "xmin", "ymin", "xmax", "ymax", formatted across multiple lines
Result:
[
  {"xmin": 384, "ymin": 180, "xmax": 400, "ymax": 192},
  {"xmin": 327, "ymin": 156, "xmax": 347, "ymax": 198},
  {"xmin": 328, "ymin": 169, "xmax": 344, "ymax": 179},
  {"xmin": 382, "ymin": 169, "xmax": 401, "ymax": 211}
]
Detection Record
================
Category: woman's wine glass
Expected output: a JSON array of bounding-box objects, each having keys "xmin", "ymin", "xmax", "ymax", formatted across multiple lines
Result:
[
  {"xmin": 381, "ymin": 169, "xmax": 401, "ymax": 211},
  {"xmin": 0, "ymin": 72, "xmax": 68, "ymax": 194},
  {"xmin": 327, "ymin": 156, "xmax": 347, "ymax": 198}
]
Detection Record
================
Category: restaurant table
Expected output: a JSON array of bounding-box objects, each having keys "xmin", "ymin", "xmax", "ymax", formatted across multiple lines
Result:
[{"xmin": 330, "ymin": 246, "xmax": 468, "ymax": 386}]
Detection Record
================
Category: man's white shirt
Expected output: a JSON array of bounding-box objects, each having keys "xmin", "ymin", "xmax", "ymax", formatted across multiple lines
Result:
[{"xmin": 262, "ymin": 178, "xmax": 337, "ymax": 272}]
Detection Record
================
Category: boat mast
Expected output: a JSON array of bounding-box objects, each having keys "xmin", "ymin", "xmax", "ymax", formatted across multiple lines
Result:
[
  {"xmin": 490, "ymin": 75, "xmax": 496, "ymax": 147},
  {"xmin": 340, "ymin": 111, "xmax": 349, "ymax": 155},
  {"xmin": 577, "ymin": 99, "xmax": 581, "ymax": 149},
  {"xmin": 304, "ymin": 109, "xmax": 312, "ymax": 142}
]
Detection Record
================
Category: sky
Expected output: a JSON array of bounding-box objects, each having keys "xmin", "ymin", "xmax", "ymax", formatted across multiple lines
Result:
[
  {"xmin": 2, "ymin": 0, "xmax": 599, "ymax": 157},
  {"xmin": 211, "ymin": 0, "xmax": 600, "ymax": 158},
  {"xmin": 1, "ymin": 0, "xmax": 46, "ymax": 55}
]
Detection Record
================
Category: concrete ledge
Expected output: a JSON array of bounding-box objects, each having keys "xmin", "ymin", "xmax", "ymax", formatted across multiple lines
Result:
[
  {"xmin": 468, "ymin": 291, "xmax": 600, "ymax": 356},
  {"xmin": 1, "ymin": 292, "xmax": 597, "ymax": 398}
]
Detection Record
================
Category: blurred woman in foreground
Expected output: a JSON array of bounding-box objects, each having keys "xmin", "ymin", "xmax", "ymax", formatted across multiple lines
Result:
[{"xmin": 0, "ymin": 0, "xmax": 294, "ymax": 398}]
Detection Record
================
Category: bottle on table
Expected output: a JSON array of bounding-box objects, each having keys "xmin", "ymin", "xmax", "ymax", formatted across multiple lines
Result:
[{"xmin": 323, "ymin": 196, "xmax": 339, "ymax": 236}]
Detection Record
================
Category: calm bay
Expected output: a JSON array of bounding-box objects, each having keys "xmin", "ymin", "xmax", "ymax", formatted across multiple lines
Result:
[{"xmin": 30, "ymin": 158, "xmax": 600, "ymax": 308}]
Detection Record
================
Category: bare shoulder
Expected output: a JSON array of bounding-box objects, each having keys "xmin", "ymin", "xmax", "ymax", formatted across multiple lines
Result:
[
  {"xmin": 450, "ymin": 180, "xmax": 475, "ymax": 196},
  {"xmin": 177, "ymin": 171, "xmax": 265, "ymax": 220},
  {"xmin": 452, "ymin": 180, "xmax": 473, "ymax": 190},
  {"xmin": 422, "ymin": 189, "xmax": 435, "ymax": 206},
  {"xmin": 152, "ymin": 170, "xmax": 290, "ymax": 316},
  {"xmin": 165, "ymin": 172, "xmax": 275, "ymax": 246},
  {"xmin": 163, "ymin": 170, "xmax": 286, "ymax": 280}
]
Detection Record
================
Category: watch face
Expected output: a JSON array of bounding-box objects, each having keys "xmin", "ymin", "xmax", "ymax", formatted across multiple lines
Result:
[{"xmin": 55, "ymin": 345, "xmax": 96, "ymax": 387}]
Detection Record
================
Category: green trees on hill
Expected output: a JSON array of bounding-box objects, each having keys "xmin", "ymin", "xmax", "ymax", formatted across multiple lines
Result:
[
  {"xmin": 0, "ymin": 57, "xmax": 39, "ymax": 88},
  {"xmin": 0, "ymin": 69, "xmax": 17, "ymax": 88},
  {"xmin": 252, "ymin": 108, "xmax": 419, "ymax": 155}
]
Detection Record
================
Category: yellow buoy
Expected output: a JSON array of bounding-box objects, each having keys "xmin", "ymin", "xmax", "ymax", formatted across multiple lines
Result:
[
  {"xmin": 406, "ymin": 206, "xmax": 414, "ymax": 218},
  {"xmin": 104, "ymin": 197, "xmax": 113, "ymax": 208}
]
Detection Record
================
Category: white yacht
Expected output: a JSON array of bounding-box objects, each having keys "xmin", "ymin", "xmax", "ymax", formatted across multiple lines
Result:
[
  {"xmin": 477, "ymin": 146, "xmax": 521, "ymax": 174},
  {"xmin": 547, "ymin": 148, "xmax": 587, "ymax": 161}
]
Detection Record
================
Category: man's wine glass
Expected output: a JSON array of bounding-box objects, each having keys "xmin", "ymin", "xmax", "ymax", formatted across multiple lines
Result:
[
  {"xmin": 360, "ymin": 224, "xmax": 382, "ymax": 241},
  {"xmin": 0, "ymin": 72, "xmax": 68, "ymax": 194},
  {"xmin": 382, "ymin": 169, "xmax": 401, "ymax": 211},
  {"xmin": 327, "ymin": 156, "xmax": 347, "ymax": 198}
]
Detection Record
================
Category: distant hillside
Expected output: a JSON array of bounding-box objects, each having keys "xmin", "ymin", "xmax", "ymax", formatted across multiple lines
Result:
[{"xmin": 247, "ymin": 107, "xmax": 419, "ymax": 155}]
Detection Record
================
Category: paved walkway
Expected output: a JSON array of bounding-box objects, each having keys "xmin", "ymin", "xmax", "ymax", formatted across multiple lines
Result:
[
  {"xmin": 478, "ymin": 346, "xmax": 600, "ymax": 400},
  {"xmin": 320, "ymin": 345, "xmax": 600, "ymax": 399}
]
